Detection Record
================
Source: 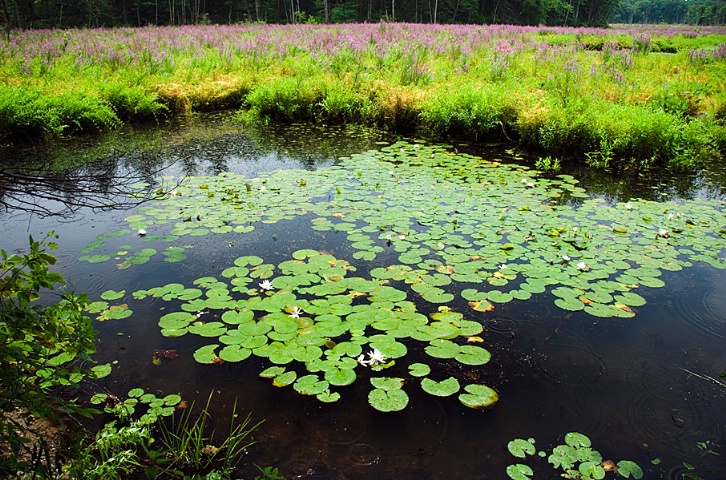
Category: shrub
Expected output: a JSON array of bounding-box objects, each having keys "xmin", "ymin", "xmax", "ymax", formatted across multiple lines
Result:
[
  {"xmin": 419, "ymin": 83, "xmax": 517, "ymax": 139},
  {"xmin": 244, "ymin": 77, "xmax": 324, "ymax": 122},
  {"xmin": 1, "ymin": 233, "xmax": 97, "ymax": 476},
  {"xmin": 102, "ymin": 84, "xmax": 169, "ymax": 121},
  {"xmin": 0, "ymin": 86, "xmax": 119, "ymax": 142}
]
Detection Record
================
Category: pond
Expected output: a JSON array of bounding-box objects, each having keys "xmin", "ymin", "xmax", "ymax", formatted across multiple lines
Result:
[{"xmin": 1, "ymin": 113, "xmax": 724, "ymax": 480}]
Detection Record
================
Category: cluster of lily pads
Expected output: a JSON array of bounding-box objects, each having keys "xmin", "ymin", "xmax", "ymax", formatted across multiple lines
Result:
[
  {"xmin": 90, "ymin": 388, "xmax": 183, "ymax": 425},
  {"xmin": 96, "ymin": 250, "xmax": 498, "ymax": 412},
  {"xmin": 81, "ymin": 141, "xmax": 725, "ymax": 410},
  {"xmin": 82, "ymin": 141, "xmax": 725, "ymax": 318},
  {"xmin": 507, "ymin": 432, "xmax": 643, "ymax": 480}
]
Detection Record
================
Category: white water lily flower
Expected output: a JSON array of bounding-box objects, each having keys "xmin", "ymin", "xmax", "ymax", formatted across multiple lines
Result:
[
  {"xmin": 625, "ymin": 202, "xmax": 632, "ymax": 210},
  {"xmin": 521, "ymin": 178, "xmax": 528, "ymax": 184},
  {"xmin": 562, "ymin": 255, "xmax": 570, "ymax": 262},
  {"xmin": 527, "ymin": 182, "xmax": 534, "ymax": 187},
  {"xmin": 259, "ymin": 279, "xmax": 274, "ymax": 291},
  {"xmin": 577, "ymin": 261, "xmax": 588, "ymax": 271},
  {"xmin": 356, "ymin": 354, "xmax": 370, "ymax": 367},
  {"xmin": 289, "ymin": 306, "xmax": 303, "ymax": 319},
  {"xmin": 499, "ymin": 264, "xmax": 507, "ymax": 269},
  {"xmin": 367, "ymin": 348, "xmax": 386, "ymax": 366},
  {"xmin": 659, "ymin": 228, "xmax": 669, "ymax": 238},
  {"xmin": 260, "ymin": 186, "xmax": 266, "ymax": 193},
  {"xmin": 572, "ymin": 226, "xmax": 579, "ymax": 232},
  {"xmin": 168, "ymin": 189, "xmax": 178, "ymax": 197},
  {"xmin": 667, "ymin": 213, "xmax": 674, "ymax": 220},
  {"xmin": 137, "ymin": 229, "xmax": 147, "ymax": 236}
]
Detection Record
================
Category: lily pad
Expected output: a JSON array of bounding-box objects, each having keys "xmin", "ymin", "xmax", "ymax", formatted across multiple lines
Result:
[
  {"xmin": 368, "ymin": 388, "xmax": 409, "ymax": 412},
  {"xmin": 421, "ymin": 377, "xmax": 460, "ymax": 397},
  {"xmin": 458, "ymin": 384, "xmax": 499, "ymax": 409}
]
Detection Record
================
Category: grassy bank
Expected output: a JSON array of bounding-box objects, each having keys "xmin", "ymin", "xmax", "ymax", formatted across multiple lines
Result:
[{"xmin": 1, "ymin": 23, "xmax": 725, "ymax": 169}]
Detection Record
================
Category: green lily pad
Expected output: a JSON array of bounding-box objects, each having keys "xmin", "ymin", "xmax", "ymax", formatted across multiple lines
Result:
[
  {"xmin": 506, "ymin": 464, "xmax": 534, "ymax": 480},
  {"xmin": 370, "ymin": 377, "xmax": 404, "ymax": 390},
  {"xmin": 325, "ymin": 368, "xmax": 356, "ymax": 386},
  {"xmin": 458, "ymin": 384, "xmax": 499, "ymax": 409},
  {"xmin": 507, "ymin": 438, "xmax": 536, "ymax": 458},
  {"xmin": 425, "ymin": 339, "xmax": 460, "ymax": 359},
  {"xmin": 455, "ymin": 345, "xmax": 491, "ymax": 366},
  {"xmin": 421, "ymin": 377, "xmax": 460, "ymax": 397},
  {"xmin": 408, "ymin": 363, "xmax": 431, "ymax": 377},
  {"xmin": 218, "ymin": 345, "xmax": 251, "ymax": 362},
  {"xmin": 272, "ymin": 371, "xmax": 297, "ymax": 387},
  {"xmin": 368, "ymin": 388, "xmax": 409, "ymax": 412},
  {"xmin": 193, "ymin": 344, "xmax": 219, "ymax": 364},
  {"xmin": 294, "ymin": 375, "xmax": 330, "ymax": 395},
  {"xmin": 100, "ymin": 289, "xmax": 125, "ymax": 300}
]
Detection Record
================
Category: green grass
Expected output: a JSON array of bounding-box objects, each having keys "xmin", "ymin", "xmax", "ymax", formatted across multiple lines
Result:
[{"xmin": 1, "ymin": 23, "xmax": 725, "ymax": 170}]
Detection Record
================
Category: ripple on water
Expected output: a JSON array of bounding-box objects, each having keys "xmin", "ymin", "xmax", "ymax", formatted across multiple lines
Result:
[
  {"xmin": 577, "ymin": 317, "xmax": 655, "ymax": 356},
  {"xmin": 674, "ymin": 284, "xmax": 726, "ymax": 340},
  {"xmin": 627, "ymin": 392, "xmax": 714, "ymax": 460},
  {"xmin": 304, "ymin": 411, "xmax": 367, "ymax": 446},
  {"xmin": 100, "ymin": 373, "xmax": 128, "ymax": 390},
  {"xmin": 624, "ymin": 356, "xmax": 712, "ymax": 403},
  {"xmin": 347, "ymin": 443, "xmax": 381, "ymax": 467},
  {"xmin": 533, "ymin": 339, "xmax": 609, "ymax": 386}
]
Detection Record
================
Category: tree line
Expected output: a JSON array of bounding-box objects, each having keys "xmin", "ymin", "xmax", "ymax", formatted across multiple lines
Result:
[
  {"xmin": 611, "ymin": 0, "xmax": 725, "ymax": 25},
  {"xmin": 1, "ymin": 0, "xmax": 723, "ymax": 32}
]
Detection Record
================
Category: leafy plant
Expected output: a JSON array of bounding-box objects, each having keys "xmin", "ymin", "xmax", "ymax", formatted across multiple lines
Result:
[
  {"xmin": 506, "ymin": 432, "xmax": 643, "ymax": 480},
  {"xmin": 0, "ymin": 232, "xmax": 98, "ymax": 476},
  {"xmin": 534, "ymin": 155, "xmax": 562, "ymax": 172},
  {"xmin": 156, "ymin": 392, "xmax": 262, "ymax": 477}
]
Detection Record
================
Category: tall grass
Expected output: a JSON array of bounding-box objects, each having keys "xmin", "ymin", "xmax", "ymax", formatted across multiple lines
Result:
[{"xmin": 1, "ymin": 23, "xmax": 725, "ymax": 169}]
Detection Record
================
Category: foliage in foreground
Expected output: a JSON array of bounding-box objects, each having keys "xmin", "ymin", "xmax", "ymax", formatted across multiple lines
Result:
[
  {"xmin": 0, "ymin": 234, "xmax": 277, "ymax": 479},
  {"xmin": 1, "ymin": 23, "xmax": 725, "ymax": 170},
  {"xmin": 0, "ymin": 233, "xmax": 98, "ymax": 477},
  {"xmin": 65, "ymin": 393, "xmax": 268, "ymax": 480}
]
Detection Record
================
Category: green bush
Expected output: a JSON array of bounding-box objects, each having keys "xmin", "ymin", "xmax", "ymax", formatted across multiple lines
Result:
[
  {"xmin": 1, "ymin": 233, "xmax": 97, "ymax": 476},
  {"xmin": 319, "ymin": 82, "xmax": 372, "ymax": 123},
  {"xmin": 419, "ymin": 83, "xmax": 517, "ymax": 138},
  {"xmin": 102, "ymin": 84, "xmax": 169, "ymax": 121},
  {"xmin": 244, "ymin": 77, "xmax": 324, "ymax": 122},
  {"xmin": 0, "ymin": 86, "xmax": 119, "ymax": 142}
]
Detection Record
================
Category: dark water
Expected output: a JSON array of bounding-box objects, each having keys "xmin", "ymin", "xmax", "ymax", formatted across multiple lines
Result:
[{"xmin": 1, "ymin": 114, "xmax": 724, "ymax": 480}]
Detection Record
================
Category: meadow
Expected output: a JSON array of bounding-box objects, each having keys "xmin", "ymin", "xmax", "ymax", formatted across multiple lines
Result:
[{"xmin": 1, "ymin": 22, "xmax": 725, "ymax": 170}]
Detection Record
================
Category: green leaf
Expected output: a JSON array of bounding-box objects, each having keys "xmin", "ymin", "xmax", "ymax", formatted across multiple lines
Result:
[
  {"xmin": 408, "ymin": 363, "xmax": 431, "ymax": 377},
  {"xmin": 455, "ymin": 345, "xmax": 491, "ymax": 365},
  {"xmin": 564, "ymin": 432, "xmax": 591, "ymax": 448},
  {"xmin": 617, "ymin": 460, "xmax": 643, "ymax": 479},
  {"xmin": 458, "ymin": 384, "xmax": 499, "ymax": 409},
  {"xmin": 193, "ymin": 344, "xmax": 219, "ymax": 364},
  {"xmin": 100, "ymin": 289, "xmax": 125, "ymax": 300},
  {"xmin": 273, "ymin": 371, "xmax": 297, "ymax": 387},
  {"xmin": 505, "ymin": 463, "xmax": 533, "ymax": 480},
  {"xmin": 368, "ymin": 388, "xmax": 409, "ymax": 412},
  {"xmin": 421, "ymin": 377, "xmax": 460, "ymax": 397},
  {"xmin": 507, "ymin": 439, "xmax": 536, "ymax": 459},
  {"xmin": 325, "ymin": 368, "xmax": 356, "ymax": 386},
  {"xmin": 370, "ymin": 377, "xmax": 404, "ymax": 391}
]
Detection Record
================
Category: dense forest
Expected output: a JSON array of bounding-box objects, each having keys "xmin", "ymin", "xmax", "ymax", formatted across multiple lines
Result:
[
  {"xmin": 1, "ymin": 0, "xmax": 725, "ymax": 32},
  {"xmin": 0, "ymin": 0, "xmax": 714, "ymax": 30},
  {"xmin": 611, "ymin": 0, "xmax": 726, "ymax": 25}
]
